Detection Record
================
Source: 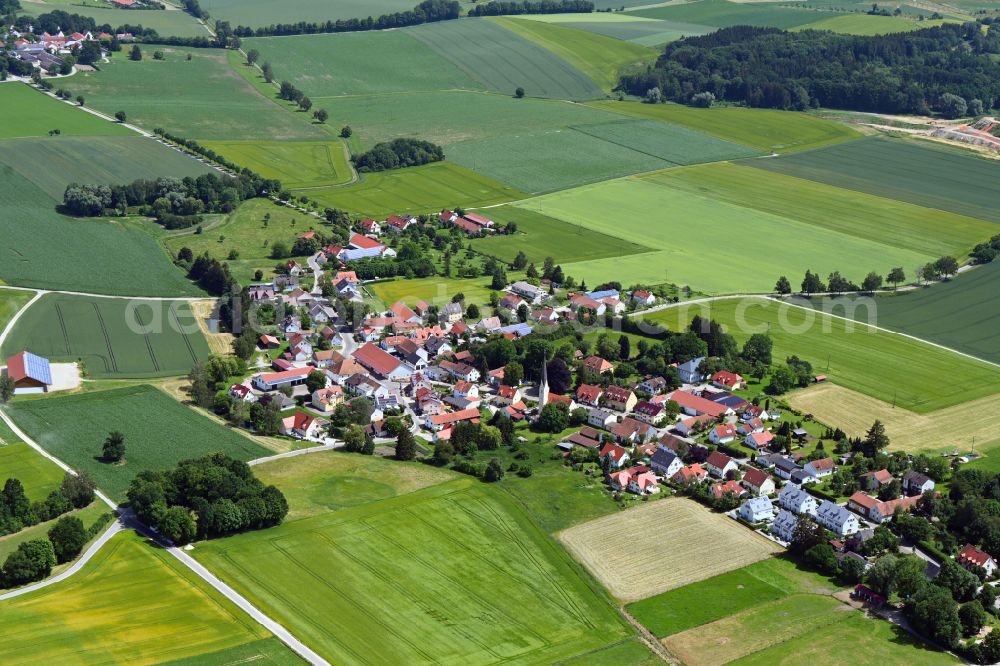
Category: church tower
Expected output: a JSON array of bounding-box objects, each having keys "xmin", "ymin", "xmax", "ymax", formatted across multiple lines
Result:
[{"xmin": 539, "ymin": 358, "xmax": 549, "ymax": 408}]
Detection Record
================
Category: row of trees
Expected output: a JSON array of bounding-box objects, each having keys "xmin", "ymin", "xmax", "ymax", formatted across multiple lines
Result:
[
  {"xmin": 468, "ymin": 0, "xmax": 593, "ymax": 16},
  {"xmin": 0, "ymin": 472, "xmax": 96, "ymax": 538},
  {"xmin": 775, "ymin": 258, "xmax": 958, "ymax": 295},
  {"xmin": 228, "ymin": 0, "xmax": 461, "ymax": 38},
  {"xmin": 620, "ymin": 24, "xmax": 1000, "ymax": 115},
  {"xmin": 353, "ymin": 138, "xmax": 445, "ymax": 172},
  {"xmin": 126, "ymin": 453, "xmax": 288, "ymax": 544},
  {"xmin": 1, "ymin": 513, "xmax": 107, "ymax": 588}
]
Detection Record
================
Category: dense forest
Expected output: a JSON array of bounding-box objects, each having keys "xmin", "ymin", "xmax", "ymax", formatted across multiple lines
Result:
[{"xmin": 619, "ymin": 24, "xmax": 1000, "ymax": 115}]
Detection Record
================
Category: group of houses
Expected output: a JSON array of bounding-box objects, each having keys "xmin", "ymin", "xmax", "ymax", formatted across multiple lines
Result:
[{"xmin": 3, "ymin": 25, "xmax": 123, "ymax": 73}]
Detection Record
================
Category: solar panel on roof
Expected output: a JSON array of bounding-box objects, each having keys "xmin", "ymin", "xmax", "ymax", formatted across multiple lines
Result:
[{"xmin": 23, "ymin": 352, "xmax": 52, "ymax": 384}]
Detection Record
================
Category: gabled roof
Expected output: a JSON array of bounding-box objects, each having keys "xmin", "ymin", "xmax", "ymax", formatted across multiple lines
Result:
[
  {"xmin": 668, "ymin": 390, "xmax": 731, "ymax": 418},
  {"xmin": 599, "ymin": 443, "xmax": 628, "ymax": 463},
  {"xmin": 429, "ymin": 408, "xmax": 481, "ymax": 426},
  {"xmin": 743, "ymin": 467, "xmax": 771, "ymax": 489},
  {"xmin": 706, "ymin": 451, "xmax": 735, "ymax": 469},
  {"xmin": 6, "ymin": 351, "xmax": 52, "ymax": 385},
  {"xmin": 603, "ymin": 385, "xmax": 634, "ymax": 402},
  {"xmin": 352, "ymin": 342, "xmax": 402, "ymax": 376},
  {"xmin": 808, "ymin": 457, "xmax": 835, "ymax": 472},
  {"xmin": 349, "ymin": 233, "xmax": 383, "ymax": 250},
  {"xmin": 959, "ymin": 543, "xmax": 995, "ymax": 568}
]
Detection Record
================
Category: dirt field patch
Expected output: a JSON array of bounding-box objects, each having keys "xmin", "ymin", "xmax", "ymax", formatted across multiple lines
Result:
[
  {"xmin": 788, "ymin": 382, "xmax": 1000, "ymax": 453},
  {"xmin": 558, "ymin": 498, "xmax": 781, "ymax": 601},
  {"xmin": 190, "ymin": 299, "xmax": 233, "ymax": 356}
]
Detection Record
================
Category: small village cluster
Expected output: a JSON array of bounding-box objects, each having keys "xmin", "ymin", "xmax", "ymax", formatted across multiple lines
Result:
[{"xmin": 2, "ymin": 25, "xmax": 126, "ymax": 73}]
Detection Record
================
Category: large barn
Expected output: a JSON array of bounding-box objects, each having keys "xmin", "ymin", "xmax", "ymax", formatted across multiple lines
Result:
[{"xmin": 6, "ymin": 351, "xmax": 52, "ymax": 394}]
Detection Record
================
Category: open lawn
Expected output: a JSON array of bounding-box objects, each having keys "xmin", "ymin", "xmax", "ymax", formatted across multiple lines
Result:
[
  {"xmin": 794, "ymin": 13, "xmax": 950, "ymax": 34},
  {"xmin": 639, "ymin": 297, "xmax": 1000, "ymax": 412},
  {"xmin": 253, "ymin": 450, "xmax": 455, "ymax": 522},
  {"xmin": 0, "ymin": 169, "xmax": 202, "ymax": 296},
  {"xmin": 586, "ymin": 100, "xmax": 861, "ymax": 153},
  {"xmin": 302, "ymin": 162, "xmax": 524, "ymax": 218},
  {"xmin": 1, "ymin": 294, "xmax": 210, "ymax": 379},
  {"xmin": 245, "ymin": 30, "xmax": 481, "ymax": 98},
  {"xmin": 71, "ymin": 46, "xmax": 327, "ymax": 140},
  {"xmin": 6, "ymin": 385, "xmax": 269, "ymax": 501},
  {"xmin": 408, "ymin": 18, "xmax": 606, "ymax": 100},
  {"xmin": 0, "ymin": 136, "xmax": 212, "ymax": 200},
  {"xmin": 787, "ymin": 382, "xmax": 1000, "ymax": 453},
  {"xmin": 0, "ymin": 84, "xmax": 131, "ymax": 139},
  {"xmin": 163, "ymin": 197, "xmax": 328, "ymax": 285},
  {"xmin": 524, "ymin": 173, "xmax": 932, "ymax": 294},
  {"xmin": 0, "ymin": 531, "xmax": 293, "ymax": 664},
  {"xmin": 198, "ymin": 0, "xmax": 418, "ymax": 28},
  {"xmin": 485, "ymin": 17, "xmax": 655, "ymax": 92},
  {"xmin": 19, "ymin": 0, "xmax": 208, "ymax": 36},
  {"xmin": 813, "ymin": 263, "xmax": 1000, "ymax": 365},
  {"xmin": 752, "ymin": 136, "xmax": 1000, "ymax": 223},
  {"xmin": 367, "ymin": 274, "xmax": 499, "ymax": 310},
  {"xmin": 629, "ymin": 0, "xmax": 837, "ymax": 28},
  {"xmin": 0, "ymin": 442, "xmax": 65, "ymax": 502},
  {"xmin": 627, "ymin": 556, "xmax": 838, "ymax": 638},
  {"xmin": 198, "ymin": 139, "xmax": 353, "ymax": 189},
  {"xmin": 194, "ymin": 479, "xmax": 631, "ymax": 665},
  {"xmin": 647, "ymin": 162, "xmax": 996, "ymax": 258},
  {"xmin": 558, "ymin": 498, "xmax": 781, "ymax": 601},
  {"xmin": 732, "ymin": 612, "xmax": 959, "ymax": 665},
  {"xmin": 448, "ymin": 117, "xmax": 761, "ymax": 193},
  {"xmin": 470, "ymin": 207, "xmax": 650, "ymax": 266}
]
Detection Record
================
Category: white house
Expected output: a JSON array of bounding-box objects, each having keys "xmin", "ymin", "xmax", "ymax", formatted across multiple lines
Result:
[
  {"xmin": 902, "ymin": 471, "xmax": 936, "ymax": 496},
  {"xmin": 705, "ymin": 451, "xmax": 739, "ymax": 479},
  {"xmin": 739, "ymin": 496, "xmax": 775, "ymax": 523},
  {"xmin": 816, "ymin": 499, "xmax": 860, "ymax": 536},
  {"xmin": 650, "ymin": 447, "xmax": 683, "ymax": 479},
  {"xmin": 771, "ymin": 509, "xmax": 799, "ymax": 542},
  {"xmin": 804, "ymin": 458, "xmax": 835, "ymax": 479},
  {"xmin": 677, "ymin": 357, "xmax": 705, "ymax": 384},
  {"xmin": 510, "ymin": 281, "xmax": 547, "ymax": 304},
  {"xmin": 778, "ymin": 484, "xmax": 818, "ymax": 515},
  {"xmin": 742, "ymin": 467, "xmax": 775, "ymax": 496},
  {"xmin": 587, "ymin": 408, "xmax": 617, "ymax": 430},
  {"xmin": 709, "ymin": 423, "xmax": 737, "ymax": 445}
]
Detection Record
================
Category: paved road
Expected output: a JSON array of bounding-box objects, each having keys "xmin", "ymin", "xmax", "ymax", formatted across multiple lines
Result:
[
  {"xmin": 248, "ymin": 442, "xmax": 339, "ymax": 466},
  {"xmin": 308, "ymin": 253, "xmax": 324, "ymax": 295},
  {"xmin": 0, "ymin": 518, "xmax": 123, "ymax": 601},
  {"xmin": 0, "ymin": 284, "xmax": 214, "ymax": 302},
  {"xmin": 0, "ymin": 289, "xmax": 43, "ymax": 351}
]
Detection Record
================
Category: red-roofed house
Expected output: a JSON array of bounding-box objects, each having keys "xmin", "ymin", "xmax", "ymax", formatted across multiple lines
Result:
[
  {"xmin": 706, "ymin": 451, "xmax": 739, "ymax": 479},
  {"xmin": 599, "ymin": 443, "xmax": 630, "ymax": 469},
  {"xmin": 603, "ymin": 385, "xmax": 637, "ymax": 412},
  {"xmin": 252, "ymin": 366, "xmax": 313, "ymax": 391},
  {"xmin": 576, "ymin": 384, "xmax": 603, "ymax": 406},
  {"xmin": 742, "ymin": 467, "xmax": 775, "ymax": 496},
  {"xmin": 711, "ymin": 371, "xmax": 744, "ymax": 390},
  {"xmin": 958, "ymin": 544, "xmax": 997, "ymax": 577},
  {"xmin": 384, "ymin": 215, "xmax": 414, "ymax": 232},
  {"xmin": 804, "ymin": 457, "xmax": 836, "ymax": 479},
  {"xmin": 352, "ymin": 343, "xmax": 410, "ymax": 380},
  {"xmin": 631, "ymin": 289, "xmax": 655, "ymax": 306},
  {"xmin": 710, "ymin": 479, "xmax": 746, "ymax": 501},
  {"xmin": 609, "ymin": 466, "xmax": 660, "ymax": 495},
  {"xmin": 669, "ymin": 390, "xmax": 734, "ymax": 419},
  {"xmin": 495, "ymin": 384, "xmax": 522, "ymax": 406},
  {"xmin": 359, "ymin": 218, "xmax": 381, "ymax": 235},
  {"xmin": 281, "ymin": 411, "xmax": 326, "ymax": 439},
  {"xmin": 424, "ymin": 408, "xmax": 481, "ymax": 434},
  {"xmin": 672, "ymin": 463, "xmax": 708, "ymax": 485},
  {"xmin": 860, "ymin": 469, "xmax": 894, "ymax": 492},
  {"xmin": 709, "ymin": 423, "xmax": 737, "ymax": 445},
  {"xmin": 847, "ymin": 492, "xmax": 922, "ymax": 524},
  {"xmin": 583, "ymin": 356, "xmax": 614, "ymax": 375},
  {"xmin": 6, "ymin": 351, "xmax": 52, "ymax": 395},
  {"xmin": 389, "ymin": 301, "xmax": 420, "ymax": 324},
  {"xmin": 744, "ymin": 431, "xmax": 775, "ymax": 450}
]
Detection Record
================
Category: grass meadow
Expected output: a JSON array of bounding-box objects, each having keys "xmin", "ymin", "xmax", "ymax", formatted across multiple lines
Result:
[
  {"xmin": 0, "ymin": 136, "xmax": 212, "ymax": 199},
  {"xmin": 71, "ymin": 46, "xmax": 327, "ymax": 140},
  {"xmin": 367, "ymin": 274, "xmax": 499, "ymax": 310},
  {"xmin": 555, "ymin": 18, "xmax": 715, "ymax": 47},
  {"xmin": 488, "ymin": 17, "xmax": 655, "ymax": 91},
  {"xmin": 199, "ymin": 139, "xmax": 353, "ymax": 189},
  {"xmin": 629, "ymin": 0, "xmax": 836, "ymax": 28},
  {"xmin": 303, "ymin": 162, "xmax": 525, "ymax": 218},
  {"xmin": 7, "ymin": 385, "xmax": 269, "ymax": 500},
  {"xmin": 1, "ymin": 294, "xmax": 210, "ymax": 379},
  {"xmin": 0, "ymin": 84, "xmax": 131, "ymax": 139},
  {"xmin": 813, "ymin": 263, "xmax": 1000, "ymax": 365},
  {"xmin": 194, "ymin": 479, "xmax": 631, "ymax": 664},
  {"xmin": 639, "ymin": 297, "xmax": 1000, "ymax": 412},
  {"xmin": 0, "ymin": 289, "xmax": 35, "ymax": 328},
  {"xmin": 524, "ymin": 173, "xmax": 932, "ymax": 294},
  {"xmin": 19, "ymin": 0, "xmax": 209, "ymax": 36},
  {"xmin": 0, "ymin": 169, "xmax": 202, "ymax": 296},
  {"xmin": 0, "ymin": 442, "xmax": 65, "ymax": 502},
  {"xmin": 586, "ymin": 100, "xmax": 862, "ymax": 153},
  {"xmin": 198, "ymin": 0, "xmax": 418, "ymax": 27},
  {"xmin": 163, "ymin": 197, "xmax": 328, "ymax": 284},
  {"xmin": 793, "ymin": 13, "xmax": 950, "ymax": 34},
  {"xmin": 753, "ymin": 136, "xmax": 1000, "ymax": 223},
  {"xmin": 470, "ymin": 207, "xmax": 650, "ymax": 266},
  {"xmin": 0, "ymin": 531, "xmax": 292, "ymax": 664}
]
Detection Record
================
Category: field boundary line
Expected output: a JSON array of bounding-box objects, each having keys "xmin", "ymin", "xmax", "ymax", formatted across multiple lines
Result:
[{"xmin": 0, "ymin": 288, "xmax": 43, "ymax": 351}]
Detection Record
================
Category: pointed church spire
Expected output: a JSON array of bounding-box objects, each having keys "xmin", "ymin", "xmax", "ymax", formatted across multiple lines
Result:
[{"xmin": 539, "ymin": 356, "xmax": 549, "ymax": 408}]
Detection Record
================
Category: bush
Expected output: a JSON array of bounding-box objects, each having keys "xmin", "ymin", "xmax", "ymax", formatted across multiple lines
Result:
[
  {"xmin": 2, "ymin": 539, "xmax": 56, "ymax": 587},
  {"xmin": 47, "ymin": 515, "xmax": 87, "ymax": 564}
]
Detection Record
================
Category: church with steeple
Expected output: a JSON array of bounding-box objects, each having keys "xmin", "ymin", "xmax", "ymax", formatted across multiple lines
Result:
[{"xmin": 538, "ymin": 358, "xmax": 549, "ymax": 409}]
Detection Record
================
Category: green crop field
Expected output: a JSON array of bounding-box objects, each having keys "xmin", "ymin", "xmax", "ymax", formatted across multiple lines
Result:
[
  {"xmin": 0, "ymin": 84, "xmax": 131, "ymax": 139},
  {"xmin": 555, "ymin": 19, "xmax": 715, "ymax": 46},
  {"xmin": 647, "ymin": 162, "xmax": 996, "ymax": 258},
  {"xmin": 0, "ymin": 442, "xmax": 65, "ymax": 502},
  {"xmin": 245, "ymin": 30, "xmax": 481, "ymax": 98},
  {"xmin": 303, "ymin": 162, "xmax": 525, "ymax": 218},
  {"xmin": 160, "ymin": 638, "xmax": 304, "ymax": 666},
  {"xmin": 629, "ymin": 0, "xmax": 836, "ymax": 28},
  {"xmin": 752, "ymin": 136, "xmax": 1000, "ymax": 223},
  {"xmin": 6, "ymin": 385, "xmax": 269, "ymax": 500},
  {"xmin": 0, "ymin": 136, "xmax": 212, "ymax": 200},
  {"xmin": 487, "ymin": 17, "xmax": 654, "ymax": 91},
  {"xmin": 586, "ymin": 100, "xmax": 862, "ymax": 153},
  {"xmin": 0, "ymin": 531, "xmax": 293, "ymax": 664},
  {"xmin": 1, "ymin": 294, "xmax": 210, "ymax": 379},
  {"xmin": 638, "ymin": 297, "xmax": 1000, "ymax": 412},
  {"xmin": 815, "ymin": 262, "xmax": 1000, "ymax": 365},
  {"xmin": 253, "ymin": 450, "xmax": 456, "ymax": 522},
  {"xmin": 199, "ymin": 139, "xmax": 353, "ymax": 189},
  {"xmin": 794, "ymin": 13, "xmax": 950, "ymax": 34},
  {"xmin": 19, "ymin": 0, "xmax": 208, "ymax": 36},
  {"xmin": 367, "ymin": 274, "xmax": 499, "ymax": 309},
  {"xmin": 406, "ymin": 18, "xmax": 606, "ymax": 100},
  {"xmin": 194, "ymin": 479, "xmax": 631, "ymax": 664},
  {"xmin": 523, "ymin": 173, "xmax": 932, "ymax": 294},
  {"xmin": 71, "ymin": 46, "xmax": 327, "ymax": 140},
  {"xmin": 448, "ymin": 117, "xmax": 760, "ymax": 193},
  {"xmin": 162, "ymin": 197, "xmax": 328, "ymax": 285},
  {"xmin": 198, "ymin": 0, "xmax": 418, "ymax": 28},
  {"xmin": 0, "ymin": 289, "xmax": 34, "ymax": 329},
  {"xmin": 470, "ymin": 207, "xmax": 650, "ymax": 266},
  {"xmin": 0, "ymin": 168, "xmax": 202, "ymax": 296}
]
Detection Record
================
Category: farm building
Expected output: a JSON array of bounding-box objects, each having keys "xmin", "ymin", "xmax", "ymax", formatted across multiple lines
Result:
[{"xmin": 5, "ymin": 351, "xmax": 52, "ymax": 394}]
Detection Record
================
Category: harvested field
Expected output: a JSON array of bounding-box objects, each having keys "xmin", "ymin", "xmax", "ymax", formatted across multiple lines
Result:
[
  {"xmin": 558, "ymin": 498, "xmax": 781, "ymax": 601},
  {"xmin": 752, "ymin": 136, "xmax": 1000, "ymax": 223},
  {"xmin": 190, "ymin": 299, "xmax": 233, "ymax": 356},
  {"xmin": 787, "ymin": 382, "xmax": 1000, "ymax": 453}
]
